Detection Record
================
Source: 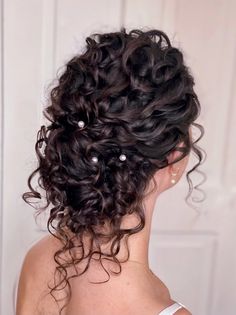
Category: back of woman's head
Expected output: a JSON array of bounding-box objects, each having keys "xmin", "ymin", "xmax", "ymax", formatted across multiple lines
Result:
[{"xmin": 23, "ymin": 27, "xmax": 204, "ymax": 313}]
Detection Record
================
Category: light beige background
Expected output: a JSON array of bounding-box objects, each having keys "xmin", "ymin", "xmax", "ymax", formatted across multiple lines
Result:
[{"xmin": 0, "ymin": 1, "xmax": 236, "ymax": 315}]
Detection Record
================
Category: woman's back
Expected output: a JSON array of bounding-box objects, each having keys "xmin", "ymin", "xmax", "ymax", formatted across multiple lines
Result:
[
  {"xmin": 16, "ymin": 234, "xmax": 191, "ymax": 315},
  {"xmin": 64, "ymin": 262, "xmax": 189, "ymax": 315},
  {"xmin": 59, "ymin": 231, "xmax": 192, "ymax": 315},
  {"xmin": 65, "ymin": 280, "xmax": 188, "ymax": 315},
  {"xmin": 64, "ymin": 260, "xmax": 171, "ymax": 315}
]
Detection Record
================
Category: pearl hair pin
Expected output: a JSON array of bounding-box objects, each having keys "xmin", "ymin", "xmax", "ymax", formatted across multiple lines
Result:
[
  {"xmin": 119, "ymin": 154, "xmax": 126, "ymax": 161},
  {"xmin": 91, "ymin": 156, "xmax": 98, "ymax": 163},
  {"xmin": 78, "ymin": 120, "xmax": 85, "ymax": 129}
]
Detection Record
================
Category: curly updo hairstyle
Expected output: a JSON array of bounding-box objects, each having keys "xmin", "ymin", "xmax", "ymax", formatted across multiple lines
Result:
[{"xmin": 23, "ymin": 27, "xmax": 205, "ymax": 313}]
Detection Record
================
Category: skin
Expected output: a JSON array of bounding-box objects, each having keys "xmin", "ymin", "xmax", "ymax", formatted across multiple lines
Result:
[{"xmin": 16, "ymin": 136, "xmax": 192, "ymax": 315}]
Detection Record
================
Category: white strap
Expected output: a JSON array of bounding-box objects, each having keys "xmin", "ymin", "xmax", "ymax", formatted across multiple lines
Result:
[{"xmin": 158, "ymin": 302, "xmax": 186, "ymax": 315}]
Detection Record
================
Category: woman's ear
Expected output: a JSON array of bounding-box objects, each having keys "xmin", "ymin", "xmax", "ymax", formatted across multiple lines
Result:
[
  {"xmin": 167, "ymin": 140, "xmax": 190, "ymax": 179},
  {"xmin": 167, "ymin": 141, "xmax": 185, "ymax": 165}
]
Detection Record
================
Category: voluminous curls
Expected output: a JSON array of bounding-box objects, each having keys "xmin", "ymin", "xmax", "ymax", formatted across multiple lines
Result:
[{"xmin": 22, "ymin": 27, "xmax": 206, "ymax": 314}]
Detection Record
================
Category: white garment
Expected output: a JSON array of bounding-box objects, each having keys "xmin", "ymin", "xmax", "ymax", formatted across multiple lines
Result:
[{"xmin": 158, "ymin": 301, "xmax": 186, "ymax": 315}]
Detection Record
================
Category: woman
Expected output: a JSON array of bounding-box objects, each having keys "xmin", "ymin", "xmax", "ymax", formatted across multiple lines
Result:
[{"xmin": 16, "ymin": 27, "xmax": 204, "ymax": 315}]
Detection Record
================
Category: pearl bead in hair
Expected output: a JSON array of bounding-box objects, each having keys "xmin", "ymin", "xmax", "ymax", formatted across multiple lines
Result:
[
  {"xmin": 91, "ymin": 156, "xmax": 98, "ymax": 163},
  {"xmin": 78, "ymin": 120, "xmax": 85, "ymax": 128},
  {"xmin": 119, "ymin": 154, "xmax": 126, "ymax": 161}
]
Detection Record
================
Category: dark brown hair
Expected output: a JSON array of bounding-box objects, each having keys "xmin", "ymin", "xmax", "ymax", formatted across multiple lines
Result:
[{"xmin": 22, "ymin": 27, "xmax": 205, "ymax": 314}]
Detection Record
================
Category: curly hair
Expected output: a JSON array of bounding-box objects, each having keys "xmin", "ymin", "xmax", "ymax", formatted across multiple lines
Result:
[{"xmin": 22, "ymin": 27, "xmax": 205, "ymax": 314}]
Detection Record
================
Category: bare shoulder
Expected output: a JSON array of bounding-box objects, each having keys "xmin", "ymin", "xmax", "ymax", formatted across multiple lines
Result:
[
  {"xmin": 154, "ymin": 275, "xmax": 171, "ymax": 300},
  {"xmin": 18, "ymin": 233, "xmax": 62, "ymax": 281},
  {"xmin": 16, "ymin": 233, "xmax": 64, "ymax": 315}
]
